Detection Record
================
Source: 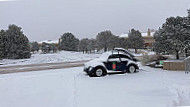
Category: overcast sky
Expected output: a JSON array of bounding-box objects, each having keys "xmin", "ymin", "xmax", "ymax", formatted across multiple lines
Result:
[{"xmin": 0, "ymin": 0, "xmax": 190, "ymax": 42}]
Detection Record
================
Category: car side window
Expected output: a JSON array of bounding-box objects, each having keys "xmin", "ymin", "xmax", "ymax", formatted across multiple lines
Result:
[
  {"xmin": 119, "ymin": 54, "xmax": 131, "ymax": 61},
  {"xmin": 119, "ymin": 54, "xmax": 130, "ymax": 59},
  {"xmin": 108, "ymin": 54, "xmax": 120, "ymax": 59}
]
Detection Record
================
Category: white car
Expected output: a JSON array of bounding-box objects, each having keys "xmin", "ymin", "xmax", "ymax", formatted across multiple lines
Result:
[{"xmin": 84, "ymin": 50, "xmax": 139, "ymax": 77}]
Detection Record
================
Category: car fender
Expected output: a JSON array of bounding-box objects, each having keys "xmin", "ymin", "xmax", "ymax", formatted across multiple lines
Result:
[
  {"xmin": 127, "ymin": 60, "xmax": 139, "ymax": 69},
  {"xmin": 84, "ymin": 59, "xmax": 107, "ymax": 70},
  {"xmin": 89, "ymin": 62, "xmax": 106, "ymax": 69}
]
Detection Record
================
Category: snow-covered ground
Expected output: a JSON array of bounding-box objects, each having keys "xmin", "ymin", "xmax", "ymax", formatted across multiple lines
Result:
[
  {"xmin": 0, "ymin": 50, "xmax": 155, "ymax": 67},
  {"xmin": 0, "ymin": 66, "xmax": 189, "ymax": 107},
  {"xmin": 0, "ymin": 51, "xmax": 100, "ymax": 66}
]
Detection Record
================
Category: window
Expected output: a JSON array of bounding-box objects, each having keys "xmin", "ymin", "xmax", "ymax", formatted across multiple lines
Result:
[
  {"xmin": 119, "ymin": 54, "xmax": 130, "ymax": 59},
  {"xmin": 108, "ymin": 54, "xmax": 120, "ymax": 59}
]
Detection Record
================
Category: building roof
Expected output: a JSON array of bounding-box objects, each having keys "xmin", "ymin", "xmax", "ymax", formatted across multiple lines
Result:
[
  {"xmin": 119, "ymin": 32, "xmax": 155, "ymax": 38},
  {"xmin": 38, "ymin": 40, "xmax": 59, "ymax": 44},
  {"xmin": 141, "ymin": 32, "xmax": 155, "ymax": 37}
]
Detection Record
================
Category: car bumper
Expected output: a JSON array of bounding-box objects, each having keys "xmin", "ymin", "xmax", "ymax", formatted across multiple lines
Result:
[
  {"xmin": 84, "ymin": 66, "xmax": 95, "ymax": 75},
  {"xmin": 84, "ymin": 67, "xmax": 89, "ymax": 73}
]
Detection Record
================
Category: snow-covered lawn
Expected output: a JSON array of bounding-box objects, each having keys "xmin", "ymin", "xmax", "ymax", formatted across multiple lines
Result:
[
  {"xmin": 0, "ymin": 50, "xmax": 156, "ymax": 67},
  {"xmin": 0, "ymin": 66, "xmax": 189, "ymax": 107},
  {"xmin": 0, "ymin": 51, "xmax": 100, "ymax": 66}
]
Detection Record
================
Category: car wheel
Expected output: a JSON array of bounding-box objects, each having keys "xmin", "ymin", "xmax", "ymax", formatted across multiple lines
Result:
[
  {"xmin": 127, "ymin": 65, "xmax": 136, "ymax": 73},
  {"xmin": 94, "ymin": 67, "xmax": 107, "ymax": 77}
]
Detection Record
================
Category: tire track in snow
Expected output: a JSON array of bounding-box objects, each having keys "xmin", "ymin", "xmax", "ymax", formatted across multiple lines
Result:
[
  {"xmin": 72, "ymin": 73, "xmax": 79, "ymax": 107},
  {"xmin": 160, "ymin": 70, "xmax": 190, "ymax": 107},
  {"xmin": 140, "ymin": 65, "xmax": 181, "ymax": 106}
]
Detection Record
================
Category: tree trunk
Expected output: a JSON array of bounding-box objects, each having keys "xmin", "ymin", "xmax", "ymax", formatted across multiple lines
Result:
[
  {"xmin": 135, "ymin": 48, "xmax": 137, "ymax": 54},
  {"xmin": 185, "ymin": 48, "xmax": 188, "ymax": 57},
  {"xmin": 176, "ymin": 50, "xmax": 179, "ymax": 59},
  {"xmin": 104, "ymin": 46, "xmax": 107, "ymax": 52}
]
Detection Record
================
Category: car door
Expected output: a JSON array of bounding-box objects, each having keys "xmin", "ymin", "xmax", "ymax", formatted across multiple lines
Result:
[
  {"xmin": 104, "ymin": 54, "xmax": 121, "ymax": 71},
  {"xmin": 119, "ymin": 54, "xmax": 130, "ymax": 71}
]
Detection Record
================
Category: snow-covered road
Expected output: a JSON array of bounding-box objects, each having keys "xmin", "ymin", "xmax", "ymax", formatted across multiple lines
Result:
[{"xmin": 0, "ymin": 67, "xmax": 189, "ymax": 107}]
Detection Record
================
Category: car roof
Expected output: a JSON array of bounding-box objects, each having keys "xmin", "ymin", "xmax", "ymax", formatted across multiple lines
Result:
[
  {"xmin": 113, "ymin": 48, "xmax": 135, "ymax": 57},
  {"xmin": 100, "ymin": 51, "xmax": 129, "ymax": 58}
]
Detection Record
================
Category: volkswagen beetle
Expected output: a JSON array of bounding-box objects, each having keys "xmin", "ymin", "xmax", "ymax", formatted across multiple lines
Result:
[{"xmin": 84, "ymin": 49, "xmax": 139, "ymax": 77}]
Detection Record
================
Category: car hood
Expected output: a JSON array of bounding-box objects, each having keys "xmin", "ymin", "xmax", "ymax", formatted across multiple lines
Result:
[{"xmin": 84, "ymin": 58, "xmax": 106, "ymax": 68}]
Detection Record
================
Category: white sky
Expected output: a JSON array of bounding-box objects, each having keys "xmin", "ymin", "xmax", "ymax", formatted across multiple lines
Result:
[{"xmin": 0, "ymin": 0, "xmax": 190, "ymax": 42}]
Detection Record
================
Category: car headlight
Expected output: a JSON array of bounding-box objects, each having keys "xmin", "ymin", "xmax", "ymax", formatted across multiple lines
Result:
[{"xmin": 89, "ymin": 66, "xmax": 93, "ymax": 71}]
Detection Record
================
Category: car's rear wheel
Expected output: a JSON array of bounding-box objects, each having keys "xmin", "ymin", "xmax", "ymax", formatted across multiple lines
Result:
[
  {"xmin": 94, "ymin": 67, "xmax": 107, "ymax": 77},
  {"xmin": 127, "ymin": 65, "xmax": 136, "ymax": 73}
]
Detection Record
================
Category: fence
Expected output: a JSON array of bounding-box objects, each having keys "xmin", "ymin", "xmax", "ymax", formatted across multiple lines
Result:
[{"xmin": 185, "ymin": 56, "xmax": 190, "ymax": 73}]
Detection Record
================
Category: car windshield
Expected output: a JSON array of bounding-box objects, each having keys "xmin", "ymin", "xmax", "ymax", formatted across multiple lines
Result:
[{"xmin": 99, "ymin": 52, "xmax": 110, "ymax": 59}]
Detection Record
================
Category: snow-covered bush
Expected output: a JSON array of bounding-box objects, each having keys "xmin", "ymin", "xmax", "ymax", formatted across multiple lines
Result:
[{"xmin": 141, "ymin": 53, "xmax": 151, "ymax": 66}]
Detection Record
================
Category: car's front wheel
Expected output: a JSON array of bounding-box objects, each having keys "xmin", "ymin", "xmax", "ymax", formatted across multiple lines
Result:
[
  {"xmin": 127, "ymin": 65, "xmax": 136, "ymax": 73},
  {"xmin": 94, "ymin": 67, "xmax": 107, "ymax": 77}
]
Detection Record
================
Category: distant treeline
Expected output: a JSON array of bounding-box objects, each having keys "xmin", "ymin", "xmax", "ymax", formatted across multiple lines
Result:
[
  {"xmin": 31, "ymin": 30, "xmax": 145, "ymax": 54},
  {"xmin": 58, "ymin": 30, "xmax": 144, "ymax": 53},
  {"xmin": 0, "ymin": 24, "xmax": 144, "ymax": 59}
]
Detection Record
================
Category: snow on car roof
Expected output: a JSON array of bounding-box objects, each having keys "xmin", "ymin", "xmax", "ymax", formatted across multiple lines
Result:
[
  {"xmin": 113, "ymin": 48, "xmax": 134, "ymax": 57},
  {"xmin": 99, "ymin": 51, "xmax": 128, "ymax": 59}
]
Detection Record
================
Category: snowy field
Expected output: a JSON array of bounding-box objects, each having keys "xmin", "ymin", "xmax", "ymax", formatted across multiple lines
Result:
[
  {"xmin": 0, "ymin": 51, "xmax": 100, "ymax": 66},
  {"xmin": 0, "ymin": 66, "xmax": 189, "ymax": 107},
  {"xmin": 0, "ymin": 50, "xmax": 155, "ymax": 67}
]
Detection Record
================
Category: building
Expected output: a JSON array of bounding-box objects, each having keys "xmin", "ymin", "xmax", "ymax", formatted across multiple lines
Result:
[
  {"xmin": 120, "ymin": 29, "xmax": 155, "ymax": 48},
  {"xmin": 142, "ymin": 29, "xmax": 155, "ymax": 48},
  {"xmin": 38, "ymin": 40, "xmax": 59, "ymax": 47}
]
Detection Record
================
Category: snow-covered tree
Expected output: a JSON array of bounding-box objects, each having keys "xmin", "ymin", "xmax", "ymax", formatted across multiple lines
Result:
[
  {"xmin": 0, "ymin": 29, "xmax": 6, "ymax": 58},
  {"xmin": 153, "ymin": 29, "xmax": 171, "ymax": 54},
  {"xmin": 154, "ymin": 16, "xmax": 190, "ymax": 59},
  {"xmin": 87, "ymin": 39, "xmax": 96, "ymax": 53},
  {"xmin": 1, "ymin": 25, "xmax": 31, "ymax": 59},
  {"xmin": 78, "ymin": 38, "xmax": 89, "ymax": 53},
  {"xmin": 30, "ymin": 42, "xmax": 39, "ymax": 53},
  {"xmin": 128, "ymin": 29, "xmax": 144, "ymax": 53},
  {"xmin": 78, "ymin": 38, "xmax": 96, "ymax": 53},
  {"xmin": 108, "ymin": 35, "xmax": 120, "ymax": 50},
  {"xmin": 59, "ymin": 32, "xmax": 79, "ymax": 51},
  {"xmin": 78, "ymin": 38, "xmax": 88, "ymax": 53},
  {"xmin": 117, "ymin": 37, "xmax": 129, "ymax": 49},
  {"xmin": 96, "ymin": 30, "xmax": 116, "ymax": 52},
  {"xmin": 96, "ymin": 30, "xmax": 129, "ymax": 52}
]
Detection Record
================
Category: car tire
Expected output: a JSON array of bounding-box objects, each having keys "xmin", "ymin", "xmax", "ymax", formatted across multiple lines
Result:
[
  {"xmin": 127, "ymin": 65, "xmax": 136, "ymax": 73},
  {"xmin": 94, "ymin": 66, "xmax": 107, "ymax": 77}
]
